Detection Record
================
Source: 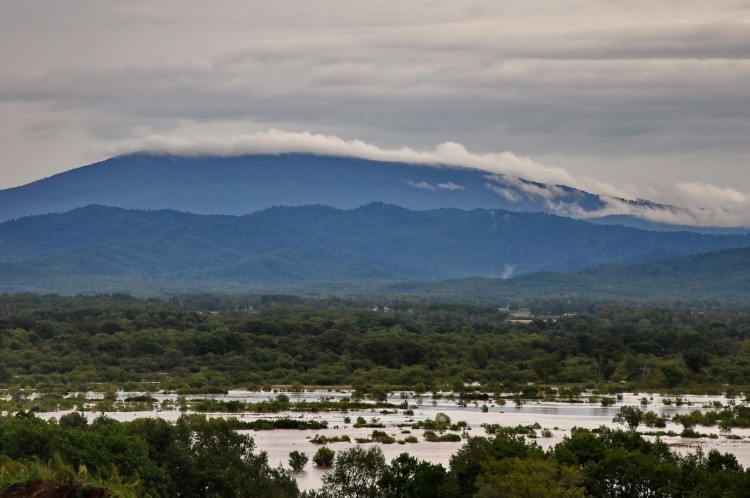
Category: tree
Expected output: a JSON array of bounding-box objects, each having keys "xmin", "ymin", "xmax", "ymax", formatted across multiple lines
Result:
[
  {"xmin": 289, "ymin": 451, "xmax": 309, "ymax": 472},
  {"xmin": 321, "ymin": 446, "xmax": 387, "ymax": 498},
  {"xmin": 434, "ymin": 412, "xmax": 451, "ymax": 430},
  {"xmin": 58, "ymin": 411, "xmax": 88, "ymax": 430},
  {"xmin": 530, "ymin": 354, "xmax": 562, "ymax": 382},
  {"xmin": 380, "ymin": 453, "xmax": 448, "ymax": 498},
  {"xmin": 446, "ymin": 437, "xmax": 492, "ymax": 497},
  {"xmin": 474, "ymin": 457, "xmax": 584, "ymax": 498},
  {"xmin": 585, "ymin": 447, "xmax": 680, "ymax": 498},
  {"xmin": 313, "ymin": 447, "xmax": 335, "ymax": 467},
  {"xmin": 683, "ymin": 348, "xmax": 709, "ymax": 373},
  {"xmin": 660, "ymin": 361, "xmax": 687, "ymax": 388},
  {"xmin": 168, "ymin": 415, "xmax": 298, "ymax": 497},
  {"xmin": 613, "ymin": 406, "xmax": 644, "ymax": 431}
]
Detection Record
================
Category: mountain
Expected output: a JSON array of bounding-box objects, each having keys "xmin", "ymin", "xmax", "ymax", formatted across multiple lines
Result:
[
  {"xmin": 1, "ymin": 203, "xmax": 749, "ymax": 294},
  {"xmin": 0, "ymin": 152, "xmax": 663, "ymax": 226}
]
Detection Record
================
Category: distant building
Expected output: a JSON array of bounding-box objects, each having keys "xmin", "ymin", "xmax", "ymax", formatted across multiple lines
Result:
[
  {"xmin": 506, "ymin": 308, "xmax": 533, "ymax": 324},
  {"xmin": 510, "ymin": 309, "xmax": 531, "ymax": 319}
]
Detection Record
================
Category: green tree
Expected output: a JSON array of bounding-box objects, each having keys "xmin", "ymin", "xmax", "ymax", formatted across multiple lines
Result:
[
  {"xmin": 321, "ymin": 446, "xmax": 387, "ymax": 498},
  {"xmin": 530, "ymin": 353, "xmax": 562, "ymax": 382},
  {"xmin": 289, "ymin": 451, "xmax": 309, "ymax": 472},
  {"xmin": 58, "ymin": 412, "xmax": 88, "ymax": 430},
  {"xmin": 613, "ymin": 406, "xmax": 644, "ymax": 431},
  {"xmin": 446, "ymin": 437, "xmax": 491, "ymax": 498},
  {"xmin": 434, "ymin": 412, "xmax": 451, "ymax": 430},
  {"xmin": 660, "ymin": 361, "xmax": 687, "ymax": 388},
  {"xmin": 585, "ymin": 448, "xmax": 680, "ymax": 498},
  {"xmin": 683, "ymin": 348, "xmax": 710, "ymax": 373},
  {"xmin": 380, "ymin": 453, "xmax": 448, "ymax": 498},
  {"xmin": 169, "ymin": 415, "xmax": 298, "ymax": 497},
  {"xmin": 313, "ymin": 447, "xmax": 335, "ymax": 468},
  {"xmin": 474, "ymin": 457, "xmax": 585, "ymax": 498}
]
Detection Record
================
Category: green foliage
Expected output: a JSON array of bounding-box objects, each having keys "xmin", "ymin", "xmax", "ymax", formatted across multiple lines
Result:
[
  {"xmin": 311, "ymin": 434, "xmax": 350, "ymax": 445},
  {"xmin": 1, "ymin": 410, "xmax": 747, "ymax": 498},
  {"xmin": 423, "ymin": 431, "xmax": 462, "ymax": 442},
  {"xmin": 474, "ymin": 457, "xmax": 585, "ymax": 497},
  {"xmin": 320, "ymin": 446, "xmax": 387, "ymax": 498},
  {"xmin": 613, "ymin": 405, "xmax": 644, "ymax": 431},
  {"xmin": 313, "ymin": 447, "xmax": 335, "ymax": 468},
  {"xmin": 379, "ymin": 453, "xmax": 449, "ymax": 498},
  {"xmin": 3, "ymin": 295, "xmax": 750, "ymax": 393},
  {"xmin": 0, "ymin": 413, "xmax": 298, "ymax": 497},
  {"xmin": 0, "ymin": 454, "xmax": 137, "ymax": 497},
  {"xmin": 288, "ymin": 451, "xmax": 308, "ymax": 472}
]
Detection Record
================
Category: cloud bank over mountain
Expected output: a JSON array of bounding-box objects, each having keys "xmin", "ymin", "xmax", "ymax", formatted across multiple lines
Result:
[
  {"xmin": 1, "ymin": 0, "xmax": 749, "ymax": 218},
  {"xmin": 128, "ymin": 130, "xmax": 750, "ymax": 227}
]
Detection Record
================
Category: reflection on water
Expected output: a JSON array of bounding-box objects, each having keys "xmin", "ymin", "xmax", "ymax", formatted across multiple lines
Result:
[{"xmin": 33, "ymin": 390, "xmax": 750, "ymax": 491}]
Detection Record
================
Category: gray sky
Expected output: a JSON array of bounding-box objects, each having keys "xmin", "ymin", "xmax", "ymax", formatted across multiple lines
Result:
[{"xmin": 1, "ymin": 1, "xmax": 750, "ymax": 225}]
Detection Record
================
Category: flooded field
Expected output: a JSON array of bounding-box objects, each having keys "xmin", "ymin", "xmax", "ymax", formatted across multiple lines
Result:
[{"xmin": 30, "ymin": 389, "xmax": 750, "ymax": 491}]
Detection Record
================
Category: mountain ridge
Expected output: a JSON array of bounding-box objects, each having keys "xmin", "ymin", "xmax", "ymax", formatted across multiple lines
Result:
[{"xmin": 2, "ymin": 203, "xmax": 749, "ymax": 295}]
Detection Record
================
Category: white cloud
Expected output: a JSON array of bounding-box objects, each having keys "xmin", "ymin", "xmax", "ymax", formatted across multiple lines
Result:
[
  {"xmin": 125, "ymin": 130, "xmax": 750, "ymax": 227},
  {"xmin": 2, "ymin": 1, "xmax": 750, "ymax": 227},
  {"xmin": 486, "ymin": 184, "xmax": 523, "ymax": 203},
  {"xmin": 437, "ymin": 181, "xmax": 464, "ymax": 190},
  {"xmin": 408, "ymin": 181, "xmax": 436, "ymax": 190},
  {"xmin": 132, "ymin": 130, "xmax": 626, "ymax": 196},
  {"xmin": 675, "ymin": 182, "xmax": 748, "ymax": 205}
]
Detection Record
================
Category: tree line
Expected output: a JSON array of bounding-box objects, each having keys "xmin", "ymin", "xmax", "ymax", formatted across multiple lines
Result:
[{"xmin": 1, "ymin": 294, "xmax": 750, "ymax": 393}]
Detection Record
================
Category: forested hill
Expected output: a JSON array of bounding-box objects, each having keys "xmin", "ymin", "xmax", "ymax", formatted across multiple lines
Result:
[
  {"xmin": 389, "ymin": 246, "xmax": 750, "ymax": 302},
  {"xmin": 1, "ymin": 203, "xmax": 750, "ymax": 294}
]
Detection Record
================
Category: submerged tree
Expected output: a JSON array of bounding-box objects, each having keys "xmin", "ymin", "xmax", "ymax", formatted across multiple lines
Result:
[
  {"xmin": 312, "ymin": 447, "xmax": 335, "ymax": 468},
  {"xmin": 289, "ymin": 451, "xmax": 309, "ymax": 472},
  {"xmin": 613, "ymin": 406, "xmax": 644, "ymax": 431}
]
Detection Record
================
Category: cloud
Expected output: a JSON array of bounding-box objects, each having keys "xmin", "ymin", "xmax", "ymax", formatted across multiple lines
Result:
[
  {"xmin": 408, "ymin": 181, "xmax": 436, "ymax": 190},
  {"xmin": 2, "ymin": 1, "xmax": 750, "ymax": 227},
  {"xmin": 675, "ymin": 182, "xmax": 748, "ymax": 205},
  {"xmin": 123, "ymin": 130, "xmax": 750, "ymax": 227},
  {"xmin": 132, "ymin": 130, "xmax": 630, "ymax": 197},
  {"xmin": 486, "ymin": 184, "xmax": 523, "ymax": 203},
  {"xmin": 437, "ymin": 181, "xmax": 464, "ymax": 190}
]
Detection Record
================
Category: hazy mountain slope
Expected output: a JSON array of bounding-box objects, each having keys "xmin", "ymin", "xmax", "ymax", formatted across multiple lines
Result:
[
  {"xmin": 572, "ymin": 247, "xmax": 750, "ymax": 296},
  {"xmin": 389, "ymin": 247, "xmax": 750, "ymax": 301},
  {"xmin": 1, "ymin": 204, "xmax": 750, "ymax": 294}
]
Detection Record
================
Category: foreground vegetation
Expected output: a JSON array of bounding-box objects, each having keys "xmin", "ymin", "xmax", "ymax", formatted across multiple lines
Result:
[{"xmin": 1, "ymin": 411, "xmax": 749, "ymax": 497}]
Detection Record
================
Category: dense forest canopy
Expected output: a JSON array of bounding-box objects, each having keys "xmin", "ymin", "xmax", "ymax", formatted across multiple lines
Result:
[{"xmin": 1, "ymin": 293, "xmax": 749, "ymax": 394}]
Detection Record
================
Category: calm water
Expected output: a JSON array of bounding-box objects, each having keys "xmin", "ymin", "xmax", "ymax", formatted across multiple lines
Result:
[{"xmin": 34, "ymin": 390, "xmax": 750, "ymax": 491}]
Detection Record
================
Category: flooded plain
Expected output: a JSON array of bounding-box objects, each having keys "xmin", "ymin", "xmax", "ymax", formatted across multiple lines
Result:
[{"xmin": 32, "ymin": 390, "xmax": 750, "ymax": 491}]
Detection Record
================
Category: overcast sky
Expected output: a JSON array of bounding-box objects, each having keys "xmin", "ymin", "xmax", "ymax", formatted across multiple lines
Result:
[{"xmin": 1, "ymin": 1, "xmax": 749, "ymax": 225}]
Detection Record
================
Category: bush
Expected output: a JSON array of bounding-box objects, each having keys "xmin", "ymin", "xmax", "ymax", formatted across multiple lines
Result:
[
  {"xmin": 313, "ymin": 446, "xmax": 335, "ymax": 467},
  {"xmin": 288, "ymin": 451, "xmax": 308, "ymax": 472}
]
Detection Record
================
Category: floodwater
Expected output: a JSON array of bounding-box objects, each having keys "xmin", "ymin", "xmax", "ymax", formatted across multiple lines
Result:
[{"xmin": 34, "ymin": 390, "xmax": 750, "ymax": 491}]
